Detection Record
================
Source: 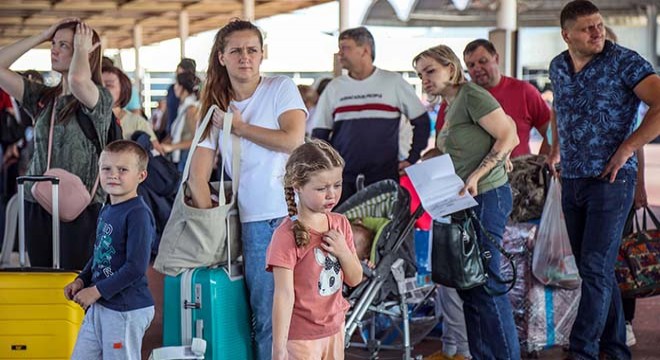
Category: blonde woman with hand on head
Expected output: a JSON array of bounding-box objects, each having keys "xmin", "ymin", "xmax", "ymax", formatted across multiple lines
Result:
[
  {"xmin": 189, "ymin": 19, "xmax": 307, "ymax": 360},
  {"xmin": 0, "ymin": 18, "xmax": 113, "ymax": 270}
]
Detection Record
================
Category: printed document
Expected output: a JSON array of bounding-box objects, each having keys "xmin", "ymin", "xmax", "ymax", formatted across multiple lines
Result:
[{"xmin": 404, "ymin": 154, "xmax": 478, "ymax": 219}]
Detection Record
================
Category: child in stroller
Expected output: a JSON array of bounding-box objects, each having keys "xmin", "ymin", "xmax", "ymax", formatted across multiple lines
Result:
[
  {"xmin": 337, "ymin": 179, "xmax": 440, "ymax": 359},
  {"xmin": 351, "ymin": 217, "xmax": 389, "ymax": 265}
]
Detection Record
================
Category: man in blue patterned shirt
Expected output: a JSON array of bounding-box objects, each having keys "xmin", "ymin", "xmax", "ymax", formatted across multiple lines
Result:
[{"xmin": 547, "ymin": 1, "xmax": 660, "ymax": 359}]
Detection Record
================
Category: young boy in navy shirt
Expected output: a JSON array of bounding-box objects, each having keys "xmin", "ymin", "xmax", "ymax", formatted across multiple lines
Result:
[{"xmin": 64, "ymin": 140, "xmax": 156, "ymax": 360}]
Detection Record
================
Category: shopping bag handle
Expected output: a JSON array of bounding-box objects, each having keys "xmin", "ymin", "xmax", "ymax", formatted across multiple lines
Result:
[{"xmin": 643, "ymin": 206, "xmax": 660, "ymax": 232}]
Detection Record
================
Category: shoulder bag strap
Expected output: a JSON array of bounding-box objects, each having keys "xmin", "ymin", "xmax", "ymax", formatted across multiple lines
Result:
[
  {"xmin": 76, "ymin": 107, "xmax": 102, "ymax": 155},
  {"xmin": 46, "ymin": 101, "xmax": 56, "ymax": 170},
  {"xmin": 47, "ymin": 100, "xmax": 100, "ymax": 199},
  {"xmin": 180, "ymin": 105, "xmax": 241, "ymax": 203},
  {"xmin": 467, "ymin": 209, "xmax": 517, "ymax": 296}
]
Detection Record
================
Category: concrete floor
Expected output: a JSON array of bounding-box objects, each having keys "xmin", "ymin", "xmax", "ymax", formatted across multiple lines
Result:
[
  {"xmin": 141, "ymin": 144, "xmax": 660, "ymax": 359},
  {"xmin": 345, "ymin": 143, "xmax": 660, "ymax": 359}
]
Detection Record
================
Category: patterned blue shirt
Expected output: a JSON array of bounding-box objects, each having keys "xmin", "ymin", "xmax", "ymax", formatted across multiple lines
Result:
[
  {"xmin": 77, "ymin": 196, "xmax": 155, "ymax": 312},
  {"xmin": 549, "ymin": 40, "xmax": 654, "ymax": 180}
]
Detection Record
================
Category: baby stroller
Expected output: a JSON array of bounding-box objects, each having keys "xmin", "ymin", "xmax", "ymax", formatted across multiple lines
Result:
[{"xmin": 337, "ymin": 180, "xmax": 440, "ymax": 359}]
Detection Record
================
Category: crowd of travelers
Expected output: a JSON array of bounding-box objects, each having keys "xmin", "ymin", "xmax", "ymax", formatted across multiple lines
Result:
[{"xmin": 0, "ymin": 0, "xmax": 659, "ymax": 359}]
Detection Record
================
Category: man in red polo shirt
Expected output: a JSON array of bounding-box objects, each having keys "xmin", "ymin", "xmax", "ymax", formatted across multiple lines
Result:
[{"xmin": 439, "ymin": 39, "xmax": 551, "ymax": 158}]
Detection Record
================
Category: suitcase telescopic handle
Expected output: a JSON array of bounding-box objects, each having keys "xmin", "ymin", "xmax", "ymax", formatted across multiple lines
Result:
[
  {"xmin": 16, "ymin": 175, "xmax": 61, "ymax": 185},
  {"xmin": 16, "ymin": 175, "xmax": 61, "ymax": 269}
]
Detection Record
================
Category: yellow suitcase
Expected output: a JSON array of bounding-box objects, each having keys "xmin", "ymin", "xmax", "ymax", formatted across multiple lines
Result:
[{"xmin": 0, "ymin": 176, "xmax": 84, "ymax": 359}]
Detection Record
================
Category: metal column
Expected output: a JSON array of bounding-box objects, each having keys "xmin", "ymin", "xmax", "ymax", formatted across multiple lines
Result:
[
  {"xmin": 648, "ymin": 4, "xmax": 658, "ymax": 69},
  {"xmin": 133, "ymin": 24, "xmax": 143, "ymax": 110},
  {"xmin": 244, "ymin": 0, "xmax": 255, "ymax": 22},
  {"xmin": 489, "ymin": 0, "xmax": 518, "ymax": 77},
  {"xmin": 179, "ymin": 10, "xmax": 189, "ymax": 59}
]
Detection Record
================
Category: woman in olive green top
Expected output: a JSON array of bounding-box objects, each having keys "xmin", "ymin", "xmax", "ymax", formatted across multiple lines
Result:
[
  {"xmin": 0, "ymin": 18, "xmax": 113, "ymax": 270},
  {"xmin": 413, "ymin": 45, "xmax": 520, "ymax": 359}
]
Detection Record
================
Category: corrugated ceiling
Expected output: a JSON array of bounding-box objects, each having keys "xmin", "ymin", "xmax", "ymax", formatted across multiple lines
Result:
[
  {"xmin": 0, "ymin": 0, "xmax": 332, "ymax": 49},
  {"xmin": 363, "ymin": 0, "xmax": 659, "ymax": 28}
]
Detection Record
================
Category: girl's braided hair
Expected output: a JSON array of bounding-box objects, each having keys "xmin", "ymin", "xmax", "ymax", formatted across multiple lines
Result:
[{"xmin": 284, "ymin": 139, "xmax": 344, "ymax": 247}]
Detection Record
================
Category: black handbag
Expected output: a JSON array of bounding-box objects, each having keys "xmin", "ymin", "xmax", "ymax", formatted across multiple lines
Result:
[{"xmin": 431, "ymin": 209, "xmax": 516, "ymax": 295}]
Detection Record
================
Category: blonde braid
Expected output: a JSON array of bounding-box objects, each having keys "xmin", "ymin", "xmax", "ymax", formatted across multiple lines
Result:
[{"xmin": 284, "ymin": 186, "xmax": 310, "ymax": 247}]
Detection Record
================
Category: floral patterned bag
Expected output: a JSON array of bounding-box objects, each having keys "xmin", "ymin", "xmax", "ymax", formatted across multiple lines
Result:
[{"xmin": 615, "ymin": 206, "xmax": 660, "ymax": 298}]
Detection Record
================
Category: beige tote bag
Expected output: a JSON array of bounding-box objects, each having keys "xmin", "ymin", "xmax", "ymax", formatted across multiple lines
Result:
[{"xmin": 153, "ymin": 105, "xmax": 241, "ymax": 276}]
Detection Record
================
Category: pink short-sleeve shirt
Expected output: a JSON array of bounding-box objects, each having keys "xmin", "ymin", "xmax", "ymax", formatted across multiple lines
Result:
[{"xmin": 266, "ymin": 212, "xmax": 356, "ymax": 340}]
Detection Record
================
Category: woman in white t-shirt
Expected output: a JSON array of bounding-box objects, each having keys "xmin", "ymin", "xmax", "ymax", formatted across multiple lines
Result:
[{"xmin": 189, "ymin": 19, "xmax": 307, "ymax": 360}]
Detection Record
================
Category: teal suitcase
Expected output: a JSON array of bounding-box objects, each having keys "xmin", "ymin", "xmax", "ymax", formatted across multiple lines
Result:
[{"xmin": 162, "ymin": 264, "xmax": 254, "ymax": 360}]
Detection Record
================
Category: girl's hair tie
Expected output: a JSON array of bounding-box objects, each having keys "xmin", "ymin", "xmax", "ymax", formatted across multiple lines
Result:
[{"xmin": 290, "ymin": 215, "xmax": 298, "ymax": 221}]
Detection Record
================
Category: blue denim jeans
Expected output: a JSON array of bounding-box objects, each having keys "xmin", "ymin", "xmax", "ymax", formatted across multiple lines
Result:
[
  {"xmin": 457, "ymin": 183, "xmax": 520, "ymax": 360},
  {"xmin": 176, "ymin": 149, "xmax": 189, "ymax": 173},
  {"xmin": 242, "ymin": 217, "xmax": 284, "ymax": 360},
  {"xmin": 562, "ymin": 177, "xmax": 633, "ymax": 360}
]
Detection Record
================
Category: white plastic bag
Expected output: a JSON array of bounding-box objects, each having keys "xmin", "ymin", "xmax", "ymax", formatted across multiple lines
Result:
[{"xmin": 532, "ymin": 177, "xmax": 580, "ymax": 289}]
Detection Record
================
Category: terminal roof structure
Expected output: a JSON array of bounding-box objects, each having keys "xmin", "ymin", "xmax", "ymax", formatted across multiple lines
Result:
[
  {"xmin": 0, "ymin": 0, "xmax": 332, "ymax": 48},
  {"xmin": 363, "ymin": 0, "xmax": 660, "ymax": 28}
]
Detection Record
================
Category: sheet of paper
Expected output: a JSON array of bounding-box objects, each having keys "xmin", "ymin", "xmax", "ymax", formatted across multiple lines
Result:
[{"xmin": 404, "ymin": 154, "xmax": 478, "ymax": 219}]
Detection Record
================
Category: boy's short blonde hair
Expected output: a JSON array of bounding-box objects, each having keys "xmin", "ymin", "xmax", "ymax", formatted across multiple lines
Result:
[{"xmin": 102, "ymin": 140, "xmax": 149, "ymax": 171}]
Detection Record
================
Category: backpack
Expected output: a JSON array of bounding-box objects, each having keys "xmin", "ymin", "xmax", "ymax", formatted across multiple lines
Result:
[
  {"xmin": 77, "ymin": 109, "xmax": 123, "ymax": 155},
  {"xmin": 509, "ymin": 154, "xmax": 550, "ymax": 223}
]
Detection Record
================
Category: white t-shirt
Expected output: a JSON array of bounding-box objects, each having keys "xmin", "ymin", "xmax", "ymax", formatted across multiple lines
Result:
[{"xmin": 199, "ymin": 75, "xmax": 307, "ymax": 223}]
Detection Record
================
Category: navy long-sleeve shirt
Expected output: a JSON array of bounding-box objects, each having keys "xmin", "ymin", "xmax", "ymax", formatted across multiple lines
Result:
[{"xmin": 78, "ymin": 196, "xmax": 155, "ymax": 311}]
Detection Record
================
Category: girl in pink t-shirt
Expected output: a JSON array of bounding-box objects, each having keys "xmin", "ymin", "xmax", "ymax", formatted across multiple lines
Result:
[{"xmin": 267, "ymin": 140, "xmax": 363, "ymax": 360}]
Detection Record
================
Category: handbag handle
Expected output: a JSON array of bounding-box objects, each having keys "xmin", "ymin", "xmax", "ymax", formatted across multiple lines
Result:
[
  {"xmin": 643, "ymin": 206, "xmax": 660, "ymax": 232},
  {"xmin": 623, "ymin": 207, "xmax": 635, "ymax": 237},
  {"xmin": 467, "ymin": 209, "xmax": 517, "ymax": 296},
  {"xmin": 633, "ymin": 206, "xmax": 660, "ymax": 243}
]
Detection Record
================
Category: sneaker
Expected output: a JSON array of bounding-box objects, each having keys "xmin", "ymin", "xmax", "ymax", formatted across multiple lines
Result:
[{"xmin": 625, "ymin": 322, "xmax": 637, "ymax": 347}]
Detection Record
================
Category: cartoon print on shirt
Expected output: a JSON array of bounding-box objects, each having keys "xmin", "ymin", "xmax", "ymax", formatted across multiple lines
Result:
[
  {"xmin": 315, "ymin": 248, "xmax": 342, "ymax": 296},
  {"xmin": 92, "ymin": 220, "xmax": 116, "ymax": 278}
]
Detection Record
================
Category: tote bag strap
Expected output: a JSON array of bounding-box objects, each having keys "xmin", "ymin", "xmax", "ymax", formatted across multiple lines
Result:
[
  {"xmin": 46, "ymin": 100, "xmax": 99, "ymax": 199},
  {"xmin": 179, "ymin": 105, "xmax": 241, "ymax": 204}
]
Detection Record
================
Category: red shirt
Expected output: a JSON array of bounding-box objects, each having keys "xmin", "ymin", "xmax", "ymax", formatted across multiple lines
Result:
[
  {"xmin": 436, "ymin": 76, "xmax": 550, "ymax": 157},
  {"xmin": 0, "ymin": 88, "xmax": 13, "ymax": 111}
]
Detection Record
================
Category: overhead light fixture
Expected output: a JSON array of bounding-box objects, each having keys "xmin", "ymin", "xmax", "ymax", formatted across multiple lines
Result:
[
  {"xmin": 452, "ymin": 0, "xmax": 472, "ymax": 11},
  {"xmin": 386, "ymin": 0, "xmax": 417, "ymax": 21}
]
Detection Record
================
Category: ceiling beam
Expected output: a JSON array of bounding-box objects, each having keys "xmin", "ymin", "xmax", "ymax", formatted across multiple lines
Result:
[
  {"xmin": 0, "ymin": 0, "xmax": 334, "ymax": 49},
  {"xmin": 0, "ymin": 28, "xmax": 43, "ymax": 37},
  {"xmin": 120, "ymin": 2, "xmax": 183, "ymax": 11},
  {"xmin": 53, "ymin": 2, "xmax": 118, "ymax": 11},
  {"xmin": 0, "ymin": 18, "xmax": 24, "ymax": 25},
  {"xmin": 185, "ymin": 2, "xmax": 243, "ymax": 12},
  {"xmin": 0, "ymin": 2, "xmax": 52, "ymax": 11}
]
